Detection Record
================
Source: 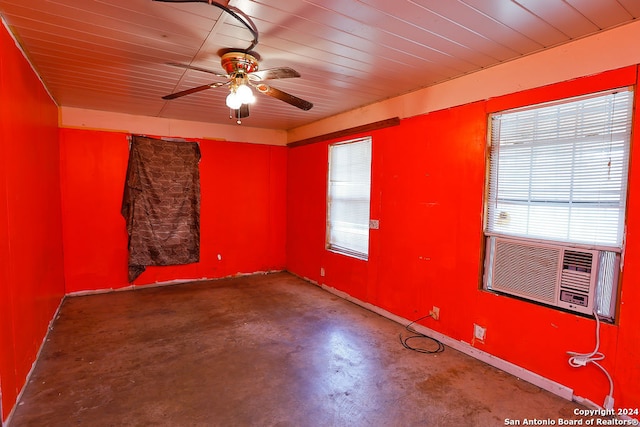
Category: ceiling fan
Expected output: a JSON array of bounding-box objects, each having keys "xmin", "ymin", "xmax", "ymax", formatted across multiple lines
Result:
[{"xmin": 155, "ymin": 0, "xmax": 313, "ymax": 124}]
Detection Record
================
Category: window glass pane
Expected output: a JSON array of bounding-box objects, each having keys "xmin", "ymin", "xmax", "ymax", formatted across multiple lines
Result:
[{"xmin": 327, "ymin": 137, "xmax": 372, "ymax": 259}]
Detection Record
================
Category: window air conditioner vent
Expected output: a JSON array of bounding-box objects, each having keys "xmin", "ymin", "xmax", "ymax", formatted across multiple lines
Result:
[
  {"xmin": 558, "ymin": 250, "xmax": 597, "ymax": 313},
  {"xmin": 560, "ymin": 250, "xmax": 593, "ymax": 293},
  {"xmin": 492, "ymin": 240, "xmax": 559, "ymax": 304},
  {"xmin": 488, "ymin": 237, "xmax": 598, "ymax": 315}
]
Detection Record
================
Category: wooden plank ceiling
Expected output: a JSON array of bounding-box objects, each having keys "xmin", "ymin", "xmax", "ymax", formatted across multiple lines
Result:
[{"xmin": 0, "ymin": 0, "xmax": 638, "ymax": 130}]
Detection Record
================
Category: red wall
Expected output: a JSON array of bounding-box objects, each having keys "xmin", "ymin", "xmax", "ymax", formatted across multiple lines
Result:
[
  {"xmin": 59, "ymin": 129, "xmax": 287, "ymax": 292},
  {"xmin": 287, "ymin": 66, "xmax": 640, "ymax": 408},
  {"xmin": 3, "ymin": 12, "xmax": 640, "ymax": 420},
  {"xmin": 0, "ymin": 25, "xmax": 66, "ymax": 421}
]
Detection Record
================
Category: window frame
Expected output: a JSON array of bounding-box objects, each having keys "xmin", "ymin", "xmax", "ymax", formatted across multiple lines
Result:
[
  {"xmin": 482, "ymin": 88, "xmax": 634, "ymax": 321},
  {"xmin": 326, "ymin": 136, "xmax": 373, "ymax": 260}
]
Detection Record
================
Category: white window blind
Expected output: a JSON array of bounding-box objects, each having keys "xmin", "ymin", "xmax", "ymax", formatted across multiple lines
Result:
[
  {"xmin": 486, "ymin": 89, "xmax": 633, "ymax": 249},
  {"xmin": 327, "ymin": 137, "xmax": 372, "ymax": 259}
]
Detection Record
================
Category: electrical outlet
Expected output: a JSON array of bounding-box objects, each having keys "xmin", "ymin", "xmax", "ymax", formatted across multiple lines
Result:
[
  {"xmin": 430, "ymin": 306, "xmax": 440, "ymax": 320},
  {"xmin": 320, "ymin": 267, "xmax": 325, "ymax": 277},
  {"xmin": 474, "ymin": 324, "xmax": 486, "ymax": 342}
]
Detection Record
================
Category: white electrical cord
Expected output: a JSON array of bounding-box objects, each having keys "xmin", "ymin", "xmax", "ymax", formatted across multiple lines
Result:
[{"xmin": 567, "ymin": 311, "xmax": 615, "ymax": 410}]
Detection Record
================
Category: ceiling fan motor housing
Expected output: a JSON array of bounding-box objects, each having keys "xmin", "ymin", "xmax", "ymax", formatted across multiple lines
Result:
[{"xmin": 221, "ymin": 52, "xmax": 259, "ymax": 75}]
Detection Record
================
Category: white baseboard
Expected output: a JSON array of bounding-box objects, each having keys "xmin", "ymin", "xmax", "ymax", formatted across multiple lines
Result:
[{"xmin": 66, "ymin": 269, "xmax": 284, "ymax": 297}]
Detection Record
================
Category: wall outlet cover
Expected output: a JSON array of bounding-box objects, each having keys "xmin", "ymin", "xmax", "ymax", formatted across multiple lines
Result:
[{"xmin": 474, "ymin": 324, "xmax": 486, "ymax": 341}]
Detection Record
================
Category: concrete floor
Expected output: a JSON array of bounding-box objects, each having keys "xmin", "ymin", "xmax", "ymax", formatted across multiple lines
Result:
[{"xmin": 9, "ymin": 272, "xmax": 586, "ymax": 426}]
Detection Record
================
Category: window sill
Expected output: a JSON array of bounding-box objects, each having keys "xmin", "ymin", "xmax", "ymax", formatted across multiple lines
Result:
[{"xmin": 327, "ymin": 247, "xmax": 368, "ymax": 261}]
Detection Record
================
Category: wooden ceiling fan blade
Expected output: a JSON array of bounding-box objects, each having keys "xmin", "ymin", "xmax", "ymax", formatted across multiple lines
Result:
[
  {"xmin": 166, "ymin": 62, "xmax": 228, "ymax": 78},
  {"xmin": 249, "ymin": 67, "xmax": 300, "ymax": 81},
  {"xmin": 256, "ymin": 84, "xmax": 313, "ymax": 110},
  {"xmin": 162, "ymin": 82, "xmax": 226, "ymax": 100}
]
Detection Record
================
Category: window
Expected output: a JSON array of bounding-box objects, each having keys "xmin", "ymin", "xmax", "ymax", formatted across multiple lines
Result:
[
  {"xmin": 484, "ymin": 89, "xmax": 633, "ymax": 320},
  {"xmin": 327, "ymin": 137, "xmax": 372, "ymax": 259}
]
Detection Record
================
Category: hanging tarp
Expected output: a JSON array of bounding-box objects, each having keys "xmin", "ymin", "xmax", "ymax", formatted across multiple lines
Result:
[{"xmin": 121, "ymin": 135, "xmax": 201, "ymax": 282}]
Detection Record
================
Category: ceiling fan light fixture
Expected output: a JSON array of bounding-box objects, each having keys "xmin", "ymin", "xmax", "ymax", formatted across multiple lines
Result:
[
  {"xmin": 236, "ymin": 83, "xmax": 255, "ymax": 104},
  {"xmin": 225, "ymin": 91, "xmax": 242, "ymax": 109}
]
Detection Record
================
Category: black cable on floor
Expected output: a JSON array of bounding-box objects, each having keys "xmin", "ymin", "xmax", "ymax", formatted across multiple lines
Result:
[{"xmin": 399, "ymin": 314, "xmax": 445, "ymax": 354}]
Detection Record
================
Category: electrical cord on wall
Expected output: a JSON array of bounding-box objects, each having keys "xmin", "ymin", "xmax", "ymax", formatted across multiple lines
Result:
[
  {"xmin": 566, "ymin": 311, "xmax": 615, "ymax": 411},
  {"xmin": 399, "ymin": 313, "xmax": 445, "ymax": 354}
]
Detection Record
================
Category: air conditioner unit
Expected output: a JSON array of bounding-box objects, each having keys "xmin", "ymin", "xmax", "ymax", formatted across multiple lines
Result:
[{"xmin": 486, "ymin": 237, "xmax": 598, "ymax": 315}]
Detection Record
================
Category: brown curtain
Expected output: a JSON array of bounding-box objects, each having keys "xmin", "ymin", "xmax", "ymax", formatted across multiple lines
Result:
[{"xmin": 121, "ymin": 135, "xmax": 201, "ymax": 282}]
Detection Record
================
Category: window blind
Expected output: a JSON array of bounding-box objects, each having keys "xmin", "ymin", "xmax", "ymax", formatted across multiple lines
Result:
[
  {"xmin": 327, "ymin": 137, "xmax": 372, "ymax": 259},
  {"xmin": 486, "ymin": 89, "xmax": 633, "ymax": 249}
]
